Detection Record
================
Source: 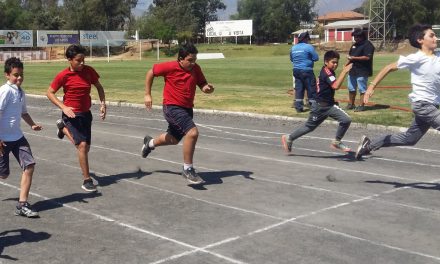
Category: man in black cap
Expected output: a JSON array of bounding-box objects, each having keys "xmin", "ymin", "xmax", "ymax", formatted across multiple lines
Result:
[{"xmin": 290, "ymin": 31, "xmax": 319, "ymax": 113}]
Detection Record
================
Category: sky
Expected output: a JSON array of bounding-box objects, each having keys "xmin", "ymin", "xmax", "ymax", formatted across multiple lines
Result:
[{"xmin": 133, "ymin": 0, "xmax": 365, "ymax": 18}]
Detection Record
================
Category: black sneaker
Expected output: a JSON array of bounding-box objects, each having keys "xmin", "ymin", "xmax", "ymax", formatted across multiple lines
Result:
[
  {"xmin": 82, "ymin": 179, "xmax": 97, "ymax": 192},
  {"xmin": 56, "ymin": 119, "xmax": 65, "ymax": 139},
  {"xmin": 355, "ymin": 135, "xmax": 371, "ymax": 160},
  {"xmin": 15, "ymin": 202, "xmax": 39, "ymax": 218},
  {"xmin": 141, "ymin": 135, "xmax": 154, "ymax": 158},
  {"xmin": 182, "ymin": 167, "xmax": 205, "ymax": 185}
]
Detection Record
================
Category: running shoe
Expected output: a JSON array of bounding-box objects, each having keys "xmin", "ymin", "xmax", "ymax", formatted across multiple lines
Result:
[
  {"xmin": 15, "ymin": 202, "xmax": 39, "ymax": 218},
  {"xmin": 182, "ymin": 167, "xmax": 205, "ymax": 185},
  {"xmin": 281, "ymin": 135, "xmax": 292, "ymax": 153},
  {"xmin": 355, "ymin": 135, "xmax": 371, "ymax": 160},
  {"xmin": 82, "ymin": 179, "xmax": 97, "ymax": 192},
  {"xmin": 331, "ymin": 140, "xmax": 351, "ymax": 152},
  {"xmin": 56, "ymin": 119, "xmax": 65, "ymax": 139},
  {"xmin": 141, "ymin": 135, "xmax": 154, "ymax": 158}
]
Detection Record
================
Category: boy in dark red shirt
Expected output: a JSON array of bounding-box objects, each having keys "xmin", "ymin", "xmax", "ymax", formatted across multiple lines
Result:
[
  {"xmin": 281, "ymin": 51, "xmax": 352, "ymax": 153},
  {"xmin": 142, "ymin": 43, "xmax": 214, "ymax": 185},
  {"xmin": 47, "ymin": 44, "xmax": 106, "ymax": 192}
]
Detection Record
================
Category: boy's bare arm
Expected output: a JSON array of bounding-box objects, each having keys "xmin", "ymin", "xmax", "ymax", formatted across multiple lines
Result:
[
  {"xmin": 21, "ymin": 113, "xmax": 42, "ymax": 131},
  {"xmin": 144, "ymin": 69, "xmax": 154, "ymax": 110},
  {"xmin": 46, "ymin": 86, "xmax": 76, "ymax": 118},
  {"xmin": 364, "ymin": 62, "xmax": 398, "ymax": 104},
  {"xmin": 94, "ymin": 81, "xmax": 106, "ymax": 120},
  {"xmin": 201, "ymin": 83, "xmax": 215, "ymax": 94},
  {"xmin": 332, "ymin": 63, "xmax": 352, "ymax": 90}
]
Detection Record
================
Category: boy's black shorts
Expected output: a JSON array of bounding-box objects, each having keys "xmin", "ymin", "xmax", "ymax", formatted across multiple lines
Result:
[
  {"xmin": 62, "ymin": 111, "xmax": 93, "ymax": 145},
  {"xmin": 163, "ymin": 105, "xmax": 195, "ymax": 142}
]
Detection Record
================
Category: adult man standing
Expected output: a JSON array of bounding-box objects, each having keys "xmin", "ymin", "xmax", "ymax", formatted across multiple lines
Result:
[
  {"xmin": 290, "ymin": 31, "xmax": 319, "ymax": 113},
  {"xmin": 346, "ymin": 28, "xmax": 375, "ymax": 112}
]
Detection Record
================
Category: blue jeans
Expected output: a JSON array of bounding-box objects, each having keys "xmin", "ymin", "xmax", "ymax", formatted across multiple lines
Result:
[
  {"xmin": 293, "ymin": 69, "xmax": 317, "ymax": 111},
  {"xmin": 347, "ymin": 75, "xmax": 367, "ymax": 94}
]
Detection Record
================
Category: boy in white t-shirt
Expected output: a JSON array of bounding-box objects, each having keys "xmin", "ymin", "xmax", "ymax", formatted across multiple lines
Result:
[
  {"xmin": 0, "ymin": 57, "xmax": 42, "ymax": 217},
  {"xmin": 355, "ymin": 24, "xmax": 440, "ymax": 160}
]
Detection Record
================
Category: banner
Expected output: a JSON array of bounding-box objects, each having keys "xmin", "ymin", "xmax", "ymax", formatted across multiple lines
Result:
[
  {"xmin": 80, "ymin": 31, "xmax": 126, "ymax": 46},
  {"xmin": 0, "ymin": 50, "xmax": 47, "ymax": 61},
  {"xmin": 37, "ymin": 30, "xmax": 79, "ymax": 47},
  {"xmin": 205, "ymin": 20, "xmax": 253, "ymax": 37},
  {"xmin": 0, "ymin": 30, "xmax": 33, "ymax": 47}
]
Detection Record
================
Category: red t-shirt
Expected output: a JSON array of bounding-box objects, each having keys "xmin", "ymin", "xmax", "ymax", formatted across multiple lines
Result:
[
  {"xmin": 50, "ymin": 65, "xmax": 99, "ymax": 113},
  {"xmin": 153, "ymin": 61, "xmax": 207, "ymax": 108}
]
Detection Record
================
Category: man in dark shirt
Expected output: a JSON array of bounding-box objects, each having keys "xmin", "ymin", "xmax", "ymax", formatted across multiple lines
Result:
[{"xmin": 346, "ymin": 28, "xmax": 375, "ymax": 112}]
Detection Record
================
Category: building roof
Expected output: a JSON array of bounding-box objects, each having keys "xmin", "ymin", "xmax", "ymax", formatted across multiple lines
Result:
[
  {"xmin": 318, "ymin": 11, "xmax": 366, "ymax": 22},
  {"xmin": 324, "ymin": 19, "xmax": 370, "ymax": 29},
  {"xmin": 291, "ymin": 29, "xmax": 312, "ymax": 35}
]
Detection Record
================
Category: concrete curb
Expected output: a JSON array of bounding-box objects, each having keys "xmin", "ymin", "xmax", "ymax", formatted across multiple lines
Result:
[{"xmin": 28, "ymin": 94, "xmax": 440, "ymax": 136}]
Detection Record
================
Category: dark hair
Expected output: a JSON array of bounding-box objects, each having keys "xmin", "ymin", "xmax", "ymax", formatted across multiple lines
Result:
[
  {"xmin": 408, "ymin": 24, "xmax": 432, "ymax": 49},
  {"xmin": 298, "ymin": 32, "xmax": 310, "ymax": 43},
  {"xmin": 65, "ymin": 44, "xmax": 86, "ymax": 59},
  {"xmin": 177, "ymin": 43, "xmax": 198, "ymax": 61},
  {"xmin": 352, "ymin": 28, "xmax": 367, "ymax": 40},
  {"xmin": 4, "ymin": 57, "xmax": 23, "ymax": 74},
  {"xmin": 324, "ymin": 50, "xmax": 340, "ymax": 62}
]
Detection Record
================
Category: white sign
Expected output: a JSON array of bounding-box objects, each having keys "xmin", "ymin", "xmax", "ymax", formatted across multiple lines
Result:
[
  {"xmin": 80, "ymin": 31, "xmax": 126, "ymax": 46},
  {"xmin": 205, "ymin": 20, "xmax": 253, "ymax": 37},
  {"xmin": 0, "ymin": 30, "xmax": 33, "ymax": 47}
]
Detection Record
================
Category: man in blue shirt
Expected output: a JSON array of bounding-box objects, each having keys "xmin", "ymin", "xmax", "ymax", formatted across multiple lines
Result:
[{"xmin": 290, "ymin": 32, "xmax": 319, "ymax": 113}]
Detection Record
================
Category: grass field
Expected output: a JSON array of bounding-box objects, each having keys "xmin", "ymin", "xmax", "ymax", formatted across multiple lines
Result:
[{"xmin": 22, "ymin": 44, "xmax": 415, "ymax": 127}]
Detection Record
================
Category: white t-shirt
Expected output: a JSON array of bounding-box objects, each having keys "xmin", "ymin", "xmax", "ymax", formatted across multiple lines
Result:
[
  {"xmin": 0, "ymin": 81, "xmax": 27, "ymax": 141},
  {"xmin": 397, "ymin": 50, "xmax": 440, "ymax": 104}
]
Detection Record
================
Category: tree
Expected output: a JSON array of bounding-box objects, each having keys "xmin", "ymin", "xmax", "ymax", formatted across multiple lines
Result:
[
  {"xmin": 62, "ymin": 0, "xmax": 137, "ymax": 30},
  {"xmin": 236, "ymin": 0, "xmax": 316, "ymax": 43},
  {"xmin": 137, "ymin": 0, "xmax": 226, "ymax": 42}
]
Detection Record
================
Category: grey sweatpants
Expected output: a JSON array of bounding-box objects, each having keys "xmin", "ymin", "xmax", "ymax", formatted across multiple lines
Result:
[
  {"xmin": 288, "ymin": 102, "xmax": 352, "ymax": 142},
  {"xmin": 370, "ymin": 101, "xmax": 440, "ymax": 151}
]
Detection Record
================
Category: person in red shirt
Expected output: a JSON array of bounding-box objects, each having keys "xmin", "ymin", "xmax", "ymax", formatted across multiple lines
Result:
[
  {"xmin": 46, "ymin": 44, "xmax": 106, "ymax": 192},
  {"xmin": 142, "ymin": 43, "xmax": 214, "ymax": 185}
]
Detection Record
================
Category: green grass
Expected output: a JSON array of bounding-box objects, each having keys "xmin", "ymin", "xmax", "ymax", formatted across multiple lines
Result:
[{"xmin": 23, "ymin": 44, "xmax": 415, "ymax": 127}]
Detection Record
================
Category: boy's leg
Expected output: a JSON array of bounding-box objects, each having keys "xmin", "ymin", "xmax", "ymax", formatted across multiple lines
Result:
[
  {"xmin": 328, "ymin": 105, "xmax": 352, "ymax": 141},
  {"xmin": 19, "ymin": 164, "xmax": 34, "ymax": 203},
  {"xmin": 282, "ymin": 104, "xmax": 327, "ymax": 152},
  {"xmin": 328, "ymin": 105, "xmax": 352, "ymax": 152},
  {"xmin": 77, "ymin": 142, "xmax": 91, "ymax": 180},
  {"xmin": 183, "ymin": 127, "xmax": 198, "ymax": 165}
]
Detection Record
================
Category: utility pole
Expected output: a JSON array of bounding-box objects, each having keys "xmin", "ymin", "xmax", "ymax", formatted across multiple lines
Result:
[{"xmin": 368, "ymin": 0, "xmax": 392, "ymax": 49}]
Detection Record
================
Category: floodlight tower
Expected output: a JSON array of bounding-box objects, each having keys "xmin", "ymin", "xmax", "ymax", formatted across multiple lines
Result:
[{"xmin": 368, "ymin": 0, "xmax": 392, "ymax": 49}]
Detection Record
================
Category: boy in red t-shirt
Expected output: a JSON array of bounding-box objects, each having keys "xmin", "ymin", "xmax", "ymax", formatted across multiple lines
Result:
[
  {"xmin": 46, "ymin": 44, "xmax": 106, "ymax": 192},
  {"xmin": 142, "ymin": 43, "xmax": 214, "ymax": 185}
]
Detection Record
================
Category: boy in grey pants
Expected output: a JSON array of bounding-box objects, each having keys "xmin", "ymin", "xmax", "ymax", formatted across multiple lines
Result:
[
  {"xmin": 282, "ymin": 50, "xmax": 352, "ymax": 153},
  {"xmin": 356, "ymin": 24, "xmax": 440, "ymax": 160}
]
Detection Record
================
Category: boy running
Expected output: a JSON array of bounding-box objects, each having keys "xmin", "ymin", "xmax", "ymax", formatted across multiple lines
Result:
[
  {"xmin": 0, "ymin": 57, "xmax": 42, "ymax": 217},
  {"xmin": 142, "ymin": 43, "xmax": 214, "ymax": 185},
  {"xmin": 47, "ymin": 44, "xmax": 106, "ymax": 192},
  {"xmin": 282, "ymin": 50, "xmax": 352, "ymax": 153},
  {"xmin": 356, "ymin": 24, "xmax": 440, "ymax": 160}
]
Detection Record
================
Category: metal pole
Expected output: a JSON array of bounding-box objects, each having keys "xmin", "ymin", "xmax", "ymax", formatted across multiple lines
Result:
[{"xmin": 107, "ymin": 40, "xmax": 110, "ymax": 62}]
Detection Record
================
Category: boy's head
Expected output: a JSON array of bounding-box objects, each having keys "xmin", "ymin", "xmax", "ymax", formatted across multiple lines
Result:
[
  {"xmin": 4, "ymin": 57, "xmax": 24, "ymax": 86},
  {"xmin": 323, "ymin": 50, "xmax": 340, "ymax": 71},
  {"xmin": 408, "ymin": 24, "xmax": 436, "ymax": 49},
  {"xmin": 65, "ymin": 44, "xmax": 86, "ymax": 72},
  {"xmin": 177, "ymin": 43, "xmax": 198, "ymax": 71}
]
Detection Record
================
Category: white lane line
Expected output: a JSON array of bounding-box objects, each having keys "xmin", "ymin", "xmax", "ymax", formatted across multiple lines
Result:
[
  {"xmin": 0, "ymin": 180, "xmax": 246, "ymax": 264},
  {"xmin": 24, "ymin": 132, "xmax": 432, "ymax": 201}
]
